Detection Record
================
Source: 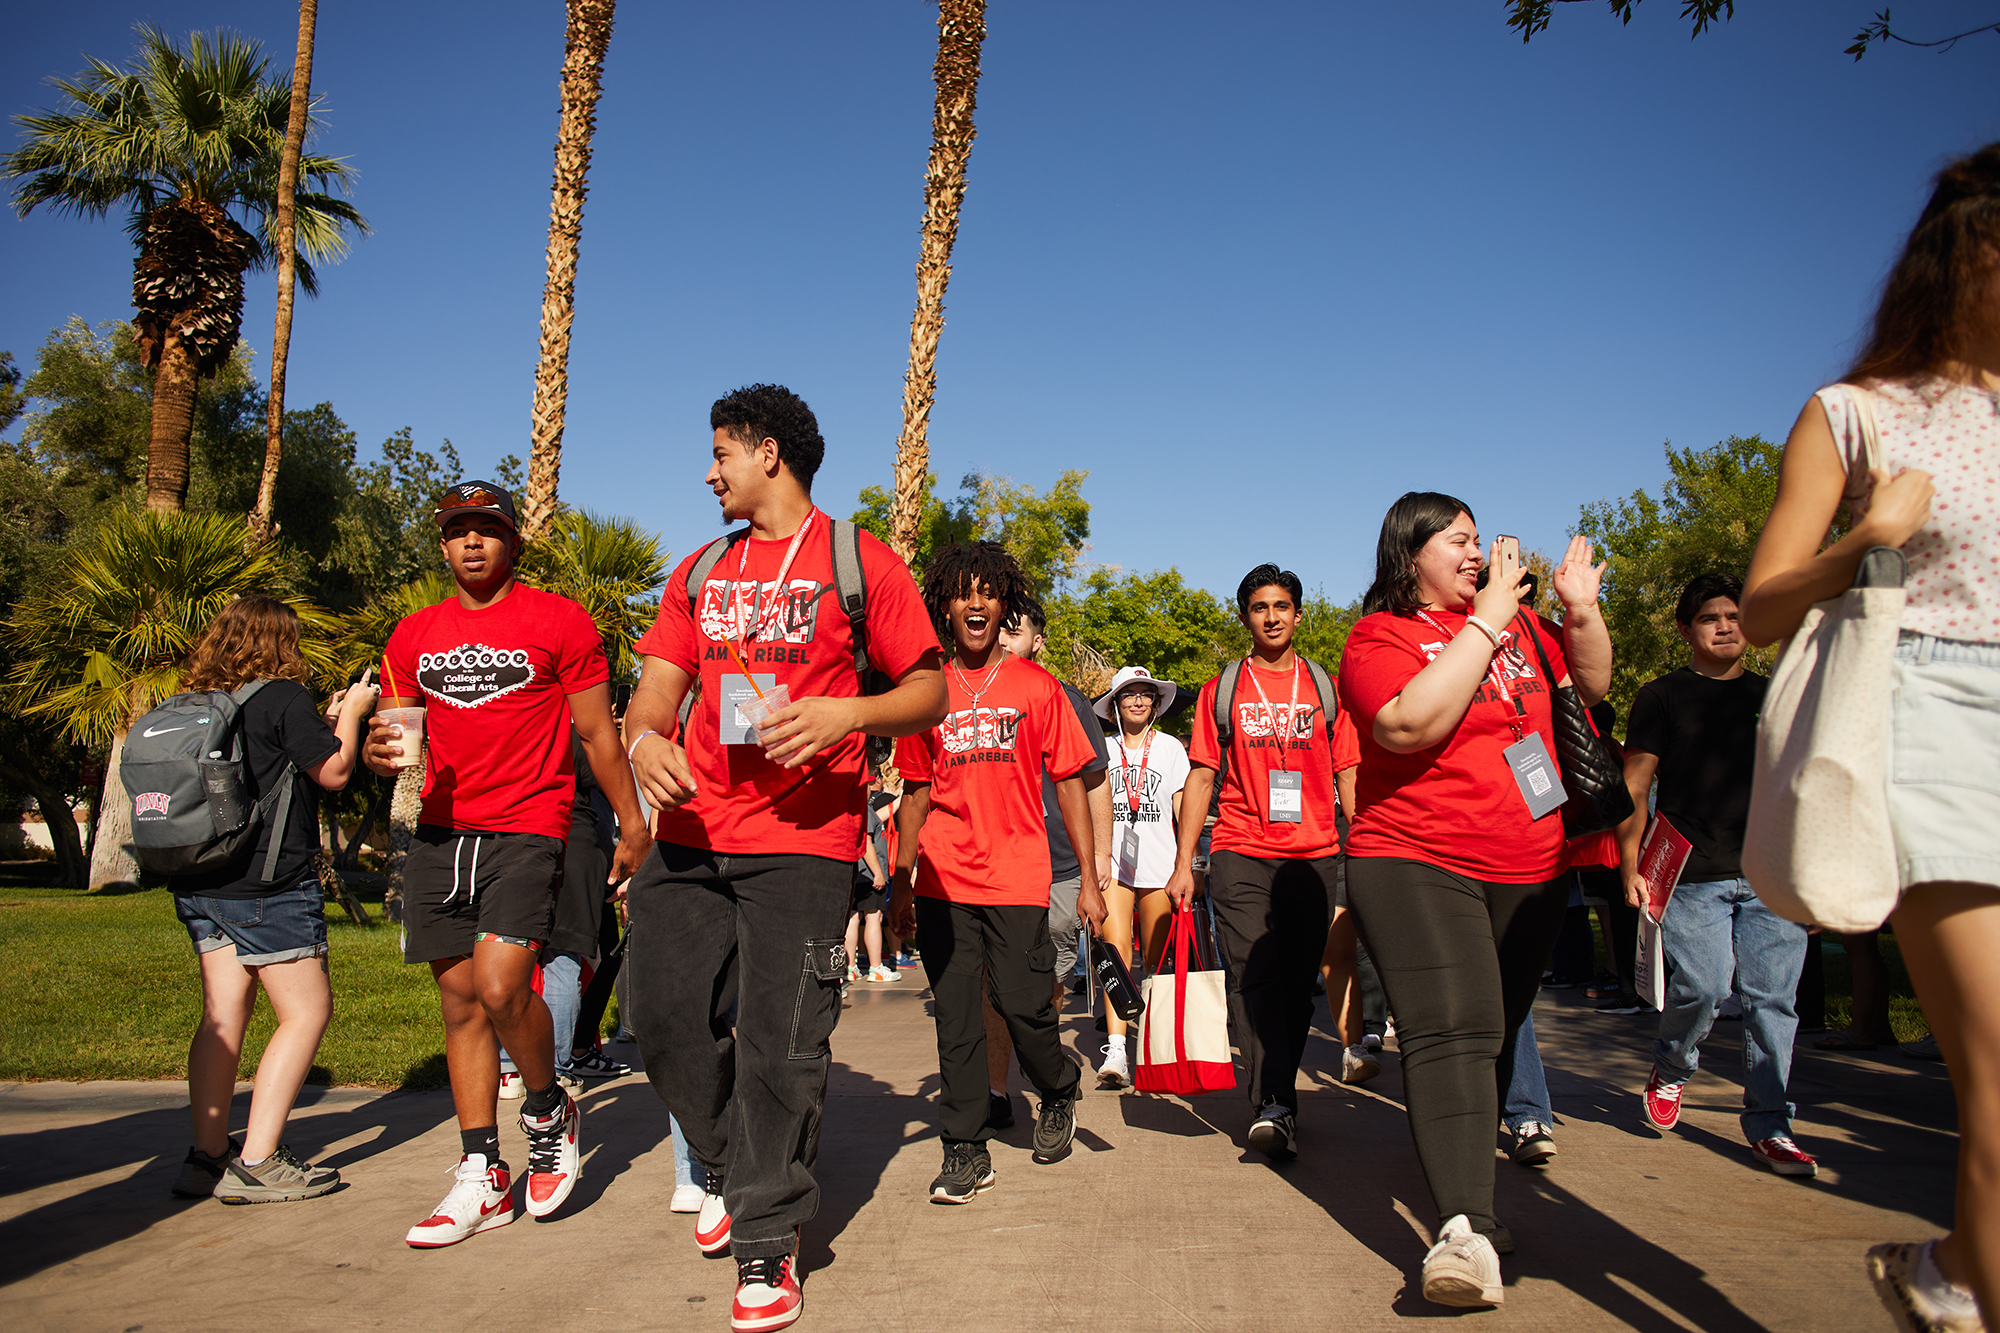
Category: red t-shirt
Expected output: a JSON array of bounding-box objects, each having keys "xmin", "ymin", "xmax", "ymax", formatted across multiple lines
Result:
[
  {"xmin": 1187, "ymin": 658, "xmax": 1362, "ymax": 861},
  {"xmin": 1338, "ymin": 608, "xmax": 1572, "ymax": 883},
  {"xmin": 634, "ymin": 514, "xmax": 937, "ymax": 862},
  {"xmin": 384, "ymin": 585, "xmax": 608, "ymax": 839},
  {"xmin": 895, "ymin": 656, "xmax": 1099, "ymax": 906}
]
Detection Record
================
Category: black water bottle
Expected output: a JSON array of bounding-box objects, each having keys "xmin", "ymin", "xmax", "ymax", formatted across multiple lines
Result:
[
  {"xmin": 201, "ymin": 754, "xmax": 250, "ymax": 835},
  {"xmin": 1091, "ymin": 934, "xmax": 1144, "ymax": 1023}
]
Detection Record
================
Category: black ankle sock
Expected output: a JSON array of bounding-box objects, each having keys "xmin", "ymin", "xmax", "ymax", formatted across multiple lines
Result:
[
  {"xmin": 461, "ymin": 1126, "xmax": 501, "ymax": 1163},
  {"xmin": 522, "ymin": 1080, "xmax": 564, "ymax": 1118}
]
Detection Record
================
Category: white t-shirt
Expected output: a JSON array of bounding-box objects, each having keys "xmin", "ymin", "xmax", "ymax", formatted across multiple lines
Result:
[{"xmin": 1109, "ymin": 729, "xmax": 1190, "ymax": 889}]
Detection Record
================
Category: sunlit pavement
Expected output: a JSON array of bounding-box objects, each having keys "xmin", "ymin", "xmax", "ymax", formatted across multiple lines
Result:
[{"xmin": 0, "ymin": 972, "xmax": 1952, "ymax": 1332}]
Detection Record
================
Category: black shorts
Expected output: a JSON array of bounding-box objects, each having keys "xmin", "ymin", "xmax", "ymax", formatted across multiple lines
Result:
[
  {"xmin": 851, "ymin": 873, "xmax": 887, "ymax": 915},
  {"xmin": 403, "ymin": 826, "xmax": 565, "ymax": 965}
]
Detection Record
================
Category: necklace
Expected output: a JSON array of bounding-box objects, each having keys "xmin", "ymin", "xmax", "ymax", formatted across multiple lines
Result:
[{"xmin": 950, "ymin": 654, "xmax": 1005, "ymax": 708}]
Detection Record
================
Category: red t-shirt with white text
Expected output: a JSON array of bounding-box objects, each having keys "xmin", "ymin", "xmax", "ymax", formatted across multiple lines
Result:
[
  {"xmin": 634, "ymin": 514, "xmax": 937, "ymax": 863},
  {"xmin": 895, "ymin": 656, "xmax": 1099, "ymax": 907},
  {"xmin": 1338, "ymin": 608, "xmax": 1571, "ymax": 883},
  {"xmin": 1187, "ymin": 659, "xmax": 1362, "ymax": 861},
  {"xmin": 383, "ymin": 585, "xmax": 608, "ymax": 839}
]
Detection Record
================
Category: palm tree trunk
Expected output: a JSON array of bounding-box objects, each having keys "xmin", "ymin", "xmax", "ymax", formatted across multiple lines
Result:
[
  {"xmin": 144, "ymin": 337, "xmax": 198, "ymax": 513},
  {"xmin": 0, "ymin": 738, "xmax": 86, "ymax": 889},
  {"xmin": 89, "ymin": 729, "xmax": 141, "ymax": 890},
  {"xmin": 890, "ymin": 0, "xmax": 987, "ymax": 563},
  {"xmin": 523, "ymin": 0, "xmax": 618, "ymax": 541},
  {"xmin": 382, "ymin": 760, "xmax": 424, "ymax": 924},
  {"xmin": 249, "ymin": 0, "xmax": 319, "ymax": 545}
]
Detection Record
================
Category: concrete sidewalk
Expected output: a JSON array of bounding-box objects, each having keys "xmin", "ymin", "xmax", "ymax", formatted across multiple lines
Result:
[{"xmin": 0, "ymin": 980, "xmax": 1954, "ymax": 1333}]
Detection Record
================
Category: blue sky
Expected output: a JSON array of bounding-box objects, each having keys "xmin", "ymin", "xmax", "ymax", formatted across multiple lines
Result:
[{"xmin": 6, "ymin": 1, "xmax": 1998, "ymax": 604}]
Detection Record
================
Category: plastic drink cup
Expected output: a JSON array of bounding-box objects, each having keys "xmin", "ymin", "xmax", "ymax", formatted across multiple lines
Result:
[
  {"xmin": 737, "ymin": 683, "xmax": 791, "ymax": 746},
  {"xmin": 377, "ymin": 706, "xmax": 427, "ymax": 768}
]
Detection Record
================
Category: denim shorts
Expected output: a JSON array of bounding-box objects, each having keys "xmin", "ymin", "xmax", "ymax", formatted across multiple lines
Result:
[
  {"xmin": 175, "ymin": 881, "xmax": 329, "ymax": 966},
  {"xmin": 1890, "ymin": 632, "xmax": 2000, "ymax": 891}
]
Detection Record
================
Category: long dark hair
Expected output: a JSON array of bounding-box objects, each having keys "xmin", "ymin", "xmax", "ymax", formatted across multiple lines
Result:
[
  {"xmin": 1846, "ymin": 142, "xmax": 2000, "ymax": 385},
  {"xmin": 1361, "ymin": 491, "xmax": 1475, "ymax": 617}
]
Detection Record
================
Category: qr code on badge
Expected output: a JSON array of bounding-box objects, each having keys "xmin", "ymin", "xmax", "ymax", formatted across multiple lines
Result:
[{"xmin": 1527, "ymin": 768, "xmax": 1551, "ymax": 796}]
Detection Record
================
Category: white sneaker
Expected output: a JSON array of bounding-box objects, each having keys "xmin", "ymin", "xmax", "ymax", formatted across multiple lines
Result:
[
  {"xmin": 696, "ymin": 1175, "xmax": 732, "ymax": 1256},
  {"xmin": 1096, "ymin": 1041, "xmax": 1130, "ymax": 1089},
  {"xmin": 1341, "ymin": 1043, "xmax": 1381, "ymax": 1085},
  {"xmin": 867, "ymin": 963, "xmax": 901, "ymax": 982},
  {"xmin": 1362, "ymin": 1032, "xmax": 1383, "ymax": 1052},
  {"xmin": 405, "ymin": 1154, "xmax": 514, "ymax": 1248},
  {"xmin": 1422, "ymin": 1214, "xmax": 1503, "ymax": 1307},
  {"xmin": 497, "ymin": 1069, "xmax": 524, "ymax": 1100},
  {"xmin": 521, "ymin": 1091, "xmax": 581, "ymax": 1218},
  {"xmin": 670, "ymin": 1183, "xmax": 706, "ymax": 1213}
]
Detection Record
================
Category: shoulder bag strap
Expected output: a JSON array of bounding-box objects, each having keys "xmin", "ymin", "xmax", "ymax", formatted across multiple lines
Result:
[
  {"xmin": 828, "ymin": 518, "xmax": 872, "ymax": 688},
  {"xmin": 677, "ymin": 532, "xmax": 746, "ymax": 732},
  {"xmin": 1300, "ymin": 656, "xmax": 1338, "ymax": 739}
]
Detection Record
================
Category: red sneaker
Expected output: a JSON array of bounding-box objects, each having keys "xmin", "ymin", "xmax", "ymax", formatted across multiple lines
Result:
[
  {"xmin": 1642, "ymin": 1070, "xmax": 1685, "ymax": 1131},
  {"xmin": 521, "ymin": 1090, "xmax": 581, "ymax": 1218},
  {"xmin": 405, "ymin": 1154, "xmax": 514, "ymax": 1248},
  {"xmin": 731, "ymin": 1247, "xmax": 803, "ymax": 1332},
  {"xmin": 696, "ymin": 1177, "xmax": 732, "ymax": 1257},
  {"xmin": 1752, "ymin": 1136, "xmax": 1818, "ymax": 1178}
]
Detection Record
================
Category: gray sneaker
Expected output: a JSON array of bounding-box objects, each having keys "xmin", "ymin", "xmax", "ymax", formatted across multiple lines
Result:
[
  {"xmin": 215, "ymin": 1145, "xmax": 340, "ymax": 1204},
  {"xmin": 1031, "ymin": 1091, "xmax": 1077, "ymax": 1164},
  {"xmin": 172, "ymin": 1137, "xmax": 241, "ymax": 1198}
]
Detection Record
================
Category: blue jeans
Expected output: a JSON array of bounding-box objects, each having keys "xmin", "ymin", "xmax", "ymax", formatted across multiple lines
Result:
[
  {"xmin": 1503, "ymin": 1009, "xmax": 1552, "ymax": 1133},
  {"xmin": 1652, "ymin": 877, "xmax": 1808, "ymax": 1142},
  {"xmin": 501, "ymin": 950, "xmax": 585, "ymax": 1079},
  {"xmin": 670, "ymin": 1112, "xmax": 706, "ymax": 1191}
]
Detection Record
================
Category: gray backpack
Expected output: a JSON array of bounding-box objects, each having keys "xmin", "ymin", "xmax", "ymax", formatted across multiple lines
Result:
[
  {"xmin": 1209, "ymin": 657, "xmax": 1341, "ymax": 818},
  {"xmin": 122, "ymin": 681, "xmax": 297, "ymax": 880}
]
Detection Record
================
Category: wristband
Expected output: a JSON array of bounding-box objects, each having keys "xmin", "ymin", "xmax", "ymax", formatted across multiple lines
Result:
[
  {"xmin": 1464, "ymin": 614, "xmax": 1504, "ymax": 649},
  {"xmin": 626, "ymin": 729, "xmax": 657, "ymax": 761}
]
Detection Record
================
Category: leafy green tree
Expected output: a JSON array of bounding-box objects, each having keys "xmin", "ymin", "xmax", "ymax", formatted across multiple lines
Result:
[
  {"xmin": 325, "ymin": 428, "xmax": 460, "ymax": 608},
  {"xmin": 1502, "ymin": 1, "xmax": 1999, "ymax": 59},
  {"xmin": 519, "ymin": 509, "xmax": 669, "ymax": 685},
  {"xmin": 1575, "ymin": 434, "xmax": 1782, "ymax": 725},
  {"xmin": 4, "ymin": 24, "xmax": 366, "ymax": 512},
  {"xmin": 854, "ymin": 468, "xmax": 1089, "ymax": 594},
  {"xmin": 3, "ymin": 508, "xmax": 334, "ymax": 888},
  {"xmin": 0, "ymin": 353, "xmax": 22, "ymax": 431}
]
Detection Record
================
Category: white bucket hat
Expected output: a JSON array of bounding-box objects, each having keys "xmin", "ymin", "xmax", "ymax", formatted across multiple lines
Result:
[{"xmin": 1093, "ymin": 665, "xmax": 1179, "ymax": 721}]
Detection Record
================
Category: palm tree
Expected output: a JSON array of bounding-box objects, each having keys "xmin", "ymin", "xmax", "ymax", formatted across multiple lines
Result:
[
  {"xmin": 249, "ymin": 1, "xmax": 321, "ymax": 544},
  {"xmin": 523, "ymin": 0, "xmax": 619, "ymax": 541},
  {"xmin": 4, "ymin": 25, "xmax": 366, "ymax": 514},
  {"xmin": 2, "ymin": 508, "xmax": 336, "ymax": 889},
  {"xmin": 890, "ymin": 0, "xmax": 988, "ymax": 563},
  {"xmin": 518, "ymin": 508, "xmax": 669, "ymax": 681}
]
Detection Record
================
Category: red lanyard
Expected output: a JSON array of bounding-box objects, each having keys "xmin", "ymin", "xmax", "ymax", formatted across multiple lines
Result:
[
  {"xmin": 1418, "ymin": 609, "xmax": 1526, "ymax": 740},
  {"xmin": 733, "ymin": 509, "xmax": 817, "ymax": 653},
  {"xmin": 1119, "ymin": 727, "xmax": 1155, "ymax": 811},
  {"xmin": 1242, "ymin": 658, "xmax": 1302, "ymax": 772}
]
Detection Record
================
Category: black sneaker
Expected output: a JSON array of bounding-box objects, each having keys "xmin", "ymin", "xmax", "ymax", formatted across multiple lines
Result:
[
  {"xmin": 1247, "ymin": 1100, "xmax": 1297, "ymax": 1158},
  {"xmin": 1030, "ymin": 1091, "xmax": 1077, "ymax": 1164},
  {"xmin": 986, "ymin": 1091, "xmax": 1015, "ymax": 1130},
  {"xmin": 1594, "ymin": 993, "xmax": 1646, "ymax": 1015},
  {"xmin": 172, "ymin": 1137, "xmax": 242, "ymax": 1198},
  {"xmin": 929, "ymin": 1140, "xmax": 996, "ymax": 1203},
  {"xmin": 569, "ymin": 1048, "xmax": 633, "ymax": 1078}
]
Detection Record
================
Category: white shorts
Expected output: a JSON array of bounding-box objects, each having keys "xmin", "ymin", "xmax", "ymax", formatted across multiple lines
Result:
[{"xmin": 1891, "ymin": 632, "xmax": 2000, "ymax": 891}]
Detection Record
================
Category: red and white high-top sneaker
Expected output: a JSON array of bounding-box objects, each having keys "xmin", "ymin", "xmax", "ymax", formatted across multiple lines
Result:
[
  {"xmin": 405, "ymin": 1154, "xmax": 514, "ymax": 1248},
  {"xmin": 731, "ymin": 1244, "xmax": 803, "ymax": 1332},
  {"xmin": 521, "ymin": 1090, "xmax": 582, "ymax": 1218},
  {"xmin": 1642, "ymin": 1069, "xmax": 1685, "ymax": 1131},
  {"xmin": 696, "ymin": 1175, "xmax": 732, "ymax": 1257}
]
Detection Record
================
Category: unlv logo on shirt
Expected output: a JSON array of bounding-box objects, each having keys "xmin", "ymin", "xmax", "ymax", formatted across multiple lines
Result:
[
  {"xmin": 939, "ymin": 706, "xmax": 1022, "ymax": 754},
  {"xmin": 1236, "ymin": 701, "xmax": 1319, "ymax": 741},
  {"xmin": 696, "ymin": 579, "xmax": 825, "ymax": 645},
  {"xmin": 1418, "ymin": 630, "xmax": 1538, "ymax": 681},
  {"xmin": 418, "ymin": 643, "xmax": 536, "ymax": 709}
]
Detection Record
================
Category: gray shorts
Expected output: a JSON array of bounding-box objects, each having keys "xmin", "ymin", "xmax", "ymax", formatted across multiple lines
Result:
[
  {"xmin": 1891, "ymin": 633, "xmax": 2000, "ymax": 891},
  {"xmin": 1047, "ymin": 874, "xmax": 1083, "ymax": 979}
]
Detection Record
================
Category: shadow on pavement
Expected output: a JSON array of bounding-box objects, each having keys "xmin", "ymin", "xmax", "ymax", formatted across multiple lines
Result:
[{"xmin": 806, "ymin": 1061, "xmax": 933, "ymax": 1273}]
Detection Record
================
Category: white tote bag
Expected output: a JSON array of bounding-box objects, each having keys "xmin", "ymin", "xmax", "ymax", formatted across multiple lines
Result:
[
  {"xmin": 1134, "ymin": 908, "xmax": 1236, "ymax": 1095},
  {"xmin": 1741, "ymin": 386, "xmax": 1906, "ymax": 932}
]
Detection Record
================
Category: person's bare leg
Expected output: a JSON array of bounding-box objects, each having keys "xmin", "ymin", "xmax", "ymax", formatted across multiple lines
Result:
[
  {"xmin": 844, "ymin": 911, "xmax": 861, "ymax": 975},
  {"xmin": 1843, "ymin": 929, "xmax": 1895, "ymax": 1042},
  {"xmin": 1891, "ymin": 881, "xmax": 2000, "ymax": 1323},
  {"xmin": 1320, "ymin": 907, "xmax": 1361, "ymax": 1045},
  {"xmin": 474, "ymin": 938, "xmax": 553, "ymax": 1089},
  {"xmin": 240, "ymin": 955, "xmax": 333, "ymax": 1162},
  {"xmin": 1102, "ymin": 883, "xmax": 1137, "ymax": 1040},
  {"xmin": 190, "ymin": 949, "xmax": 258, "ymax": 1157},
  {"xmin": 983, "ymin": 982, "xmax": 1012, "ymax": 1092},
  {"xmin": 1137, "ymin": 887, "xmax": 1176, "ymax": 974},
  {"xmin": 433, "ymin": 956, "xmax": 501, "ymax": 1130},
  {"xmin": 864, "ymin": 911, "xmax": 886, "ymax": 973}
]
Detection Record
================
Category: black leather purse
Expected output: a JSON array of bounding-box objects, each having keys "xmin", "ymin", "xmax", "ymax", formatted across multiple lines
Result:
[{"xmin": 1512, "ymin": 610, "xmax": 1635, "ymax": 837}]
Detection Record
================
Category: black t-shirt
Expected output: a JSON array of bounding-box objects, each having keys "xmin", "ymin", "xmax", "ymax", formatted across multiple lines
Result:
[
  {"xmin": 1043, "ymin": 683, "xmax": 1112, "ymax": 880},
  {"xmin": 1624, "ymin": 666, "xmax": 1767, "ymax": 883},
  {"xmin": 170, "ymin": 680, "xmax": 340, "ymax": 900}
]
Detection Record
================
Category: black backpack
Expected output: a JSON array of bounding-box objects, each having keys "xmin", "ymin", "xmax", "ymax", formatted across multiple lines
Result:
[
  {"xmin": 674, "ymin": 518, "xmax": 893, "ymax": 763},
  {"xmin": 1208, "ymin": 657, "xmax": 1341, "ymax": 818},
  {"xmin": 121, "ymin": 682, "xmax": 297, "ymax": 880}
]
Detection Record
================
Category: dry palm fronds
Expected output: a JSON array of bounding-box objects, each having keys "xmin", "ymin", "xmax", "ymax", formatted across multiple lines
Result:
[
  {"xmin": 1066, "ymin": 639, "xmax": 1116, "ymax": 697},
  {"xmin": 889, "ymin": 0, "xmax": 986, "ymax": 563}
]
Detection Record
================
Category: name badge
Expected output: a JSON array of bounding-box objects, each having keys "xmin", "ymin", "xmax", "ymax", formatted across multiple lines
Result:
[
  {"xmin": 718, "ymin": 673, "xmax": 778, "ymax": 745},
  {"xmin": 1268, "ymin": 770, "xmax": 1304, "ymax": 823},
  {"xmin": 1503, "ymin": 732, "xmax": 1568, "ymax": 820},
  {"xmin": 1119, "ymin": 826, "xmax": 1142, "ymax": 879}
]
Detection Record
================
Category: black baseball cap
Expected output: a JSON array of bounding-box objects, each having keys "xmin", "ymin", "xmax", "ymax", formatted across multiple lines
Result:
[{"xmin": 434, "ymin": 481, "xmax": 519, "ymax": 532}]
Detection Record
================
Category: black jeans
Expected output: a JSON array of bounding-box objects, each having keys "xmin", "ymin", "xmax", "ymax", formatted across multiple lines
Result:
[
  {"xmin": 1208, "ymin": 850, "xmax": 1338, "ymax": 1113},
  {"xmin": 916, "ymin": 897, "xmax": 1080, "ymax": 1143},
  {"xmin": 627, "ymin": 842, "xmax": 851, "ymax": 1259},
  {"xmin": 1346, "ymin": 856, "xmax": 1569, "ymax": 1235}
]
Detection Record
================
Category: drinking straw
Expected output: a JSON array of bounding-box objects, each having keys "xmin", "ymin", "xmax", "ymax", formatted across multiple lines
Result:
[
  {"xmin": 383, "ymin": 658, "xmax": 400, "ymax": 702},
  {"xmin": 725, "ymin": 639, "xmax": 768, "ymax": 700}
]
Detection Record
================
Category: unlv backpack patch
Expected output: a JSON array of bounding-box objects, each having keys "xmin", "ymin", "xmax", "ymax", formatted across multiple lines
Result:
[{"xmin": 418, "ymin": 644, "xmax": 536, "ymax": 709}]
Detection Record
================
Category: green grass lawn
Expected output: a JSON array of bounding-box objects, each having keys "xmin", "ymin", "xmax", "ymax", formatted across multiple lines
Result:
[{"xmin": 0, "ymin": 882, "xmax": 454, "ymax": 1088}]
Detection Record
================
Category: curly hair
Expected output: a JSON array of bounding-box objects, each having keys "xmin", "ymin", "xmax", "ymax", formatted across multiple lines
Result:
[
  {"xmin": 182, "ymin": 595, "xmax": 313, "ymax": 694},
  {"xmin": 711, "ymin": 384, "xmax": 826, "ymax": 492},
  {"xmin": 1235, "ymin": 563, "xmax": 1303, "ymax": 615},
  {"xmin": 921, "ymin": 541, "xmax": 1031, "ymax": 644},
  {"xmin": 1847, "ymin": 142, "xmax": 2000, "ymax": 386},
  {"xmin": 1361, "ymin": 491, "xmax": 1476, "ymax": 617}
]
